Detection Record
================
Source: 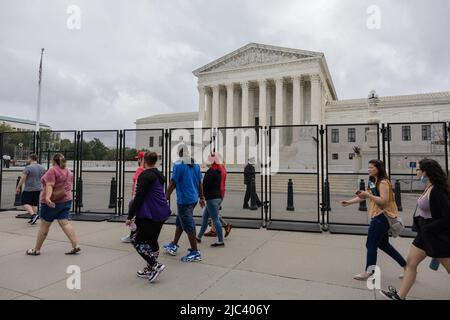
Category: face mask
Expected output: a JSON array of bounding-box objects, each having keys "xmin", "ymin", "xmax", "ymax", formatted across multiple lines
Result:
[{"xmin": 421, "ymin": 175, "xmax": 427, "ymax": 186}]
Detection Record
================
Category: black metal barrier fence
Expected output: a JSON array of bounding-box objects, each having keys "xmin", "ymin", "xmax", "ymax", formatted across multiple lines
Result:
[{"xmin": 0, "ymin": 122, "xmax": 448, "ymax": 236}]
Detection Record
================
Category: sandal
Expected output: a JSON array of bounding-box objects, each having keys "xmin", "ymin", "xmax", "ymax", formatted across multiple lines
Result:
[
  {"xmin": 26, "ymin": 248, "xmax": 40, "ymax": 256},
  {"xmin": 65, "ymin": 247, "xmax": 81, "ymax": 255}
]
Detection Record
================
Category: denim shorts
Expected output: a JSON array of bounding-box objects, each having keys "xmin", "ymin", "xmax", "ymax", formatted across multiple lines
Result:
[
  {"xmin": 175, "ymin": 203, "xmax": 197, "ymax": 234},
  {"xmin": 40, "ymin": 201, "xmax": 72, "ymax": 222}
]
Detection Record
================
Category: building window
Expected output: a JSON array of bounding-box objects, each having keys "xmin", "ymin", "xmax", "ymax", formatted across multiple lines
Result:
[
  {"xmin": 332, "ymin": 153, "xmax": 339, "ymax": 160},
  {"xmin": 402, "ymin": 126, "xmax": 411, "ymax": 141},
  {"xmin": 422, "ymin": 125, "xmax": 431, "ymax": 141},
  {"xmin": 158, "ymin": 136, "xmax": 163, "ymax": 147},
  {"xmin": 348, "ymin": 128, "xmax": 356, "ymax": 143},
  {"xmin": 365, "ymin": 127, "xmax": 370, "ymax": 142},
  {"xmin": 149, "ymin": 136, "xmax": 154, "ymax": 147},
  {"xmin": 331, "ymin": 129, "xmax": 339, "ymax": 143},
  {"xmin": 349, "ymin": 153, "xmax": 355, "ymax": 160}
]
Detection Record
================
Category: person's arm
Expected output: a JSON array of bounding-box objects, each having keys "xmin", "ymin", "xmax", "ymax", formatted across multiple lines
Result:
[
  {"xmin": 341, "ymin": 196, "xmax": 365, "ymax": 207},
  {"xmin": 16, "ymin": 174, "xmax": 27, "ymax": 193},
  {"xmin": 128, "ymin": 172, "xmax": 154, "ymax": 220},
  {"xmin": 358, "ymin": 181, "xmax": 389, "ymax": 208},
  {"xmin": 166, "ymin": 180, "xmax": 176, "ymax": 200},
  {"xmin": 198, "ymin": 166, "xmax": 205, "ymax": 207},
  {"xmin": 423, "ymin": 188, "xmax": 450, "ymax": 232}
]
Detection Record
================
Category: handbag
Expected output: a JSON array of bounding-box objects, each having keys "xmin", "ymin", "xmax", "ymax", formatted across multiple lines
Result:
[
  {"xmin": 383, "ymin": 211, "xmax": 405, "ymax": 238},
  {"xmin": 50, "ymin": 170, "xmax": 69, "ymax": 202}
]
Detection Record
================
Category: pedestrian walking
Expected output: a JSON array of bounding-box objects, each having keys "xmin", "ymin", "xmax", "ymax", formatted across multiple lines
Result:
[
  {"xmin": 15, "ymin": 153, "xmax": 46, "ymax": 225},
  {"xmin": 243, "ymin": 157, "xmax": 261, "ymax": 209},
  {"xmin": 341, "ymin": 160, "xmax": 406, "ymax": 280},
  {"xmin": 163, "ymin": 144, "xmax": 205, "ymax": 262},
  {"xmin": 121, "ymin": 151, "xmax": 145, "ymax": 243},
  {"xmin": 196, "ymin": 153, "xmax": 225, "ymax": 247},
  {"xmin": 380, "ymin": 159, "xmax": 450, "ymax": 300},
  {"xmin": 127, "ymin": 152, "xmax": 170, "ymax": 283},
  {"xmin": 26, "ymin": 153, "xmax": 80, "ymax": 255}
]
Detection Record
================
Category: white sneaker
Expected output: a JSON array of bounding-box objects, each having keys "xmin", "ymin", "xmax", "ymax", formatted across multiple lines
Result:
[{"xmin": 121, "ymin": 235, "xmax": 131, "ymax": 243}]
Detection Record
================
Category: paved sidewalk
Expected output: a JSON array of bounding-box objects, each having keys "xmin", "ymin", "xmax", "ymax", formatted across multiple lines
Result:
[{"xmin": 0, "ymin": 211, "xmax": 448, "ymax": 300}]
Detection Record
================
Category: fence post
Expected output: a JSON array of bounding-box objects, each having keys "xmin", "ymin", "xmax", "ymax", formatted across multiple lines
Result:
[
  {"xmin": 324, "ymin": 178, "xmax": 331, "ymax": 212},
  {"xmin": 108, "ymin": 177, "xmax": 117, "ymax": 208},
  {"xmin": 286, "ymin": 178, "xmax": 294, "ymax": 211},
  {"xmin": 394, "ymin": 180, "xmax": 403, "ymax": 212},
  {"xmin": 358, "ymin": 179, "xmax": 367, "ymax": 211},
  {"xmin": 14, "ymin": 176, "xmax": 22, "ymax": 206},
  {"xmin": 76, "ymin": 177, "xmax": 83, "ymax": 208}
]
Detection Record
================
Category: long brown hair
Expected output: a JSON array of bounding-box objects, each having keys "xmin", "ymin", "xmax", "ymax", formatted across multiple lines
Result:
[
  {"xmin": 419, "ymin": 159, "xmax": 450, "ymax": 198},
  {"xmin": 368, "ymin": 159, "xmax": 390, "ymax": 186},
  {"xmin": 53, "ymin": 153, "xmax": 67, "ymax": 169}
]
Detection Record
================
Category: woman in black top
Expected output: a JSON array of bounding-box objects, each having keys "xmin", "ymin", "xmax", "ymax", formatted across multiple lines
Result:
[
  {"xmin": 381, "ymin": 159, "xmax": 450, "ymax": 300},
  {"xmin": 196, "ymin": 157, "xmax": 224, "ymax": 247}
]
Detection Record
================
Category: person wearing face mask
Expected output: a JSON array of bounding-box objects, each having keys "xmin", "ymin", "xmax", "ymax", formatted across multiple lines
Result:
[{"xmin": 380, "ymin": 159, "xmax": 450, "ymax": 300}]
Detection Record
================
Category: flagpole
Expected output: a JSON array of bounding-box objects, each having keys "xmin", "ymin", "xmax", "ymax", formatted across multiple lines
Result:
[{"xmin": 35, "ymin": 48, "xmax": 44, "ymax": 133}]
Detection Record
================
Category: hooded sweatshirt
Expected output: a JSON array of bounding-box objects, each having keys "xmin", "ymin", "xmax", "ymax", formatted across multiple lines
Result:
[{"xmin": 128, "ymin": 167, "xmax": 171, "ymax": 221}]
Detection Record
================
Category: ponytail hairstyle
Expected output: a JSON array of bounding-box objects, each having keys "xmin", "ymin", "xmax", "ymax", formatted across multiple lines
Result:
[{"xmin": 53, "ymin": 153, "xmax": 67, "ymax": 169}]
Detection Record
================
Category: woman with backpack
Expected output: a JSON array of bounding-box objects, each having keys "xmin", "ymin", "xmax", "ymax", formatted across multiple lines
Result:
[
  {"xmin": 341, "ymin": 160, "xmax": 406, "ymax": 280},
  {"xmin": 380, "ymin": 159, "xmax": 450, "ymax": 300}
]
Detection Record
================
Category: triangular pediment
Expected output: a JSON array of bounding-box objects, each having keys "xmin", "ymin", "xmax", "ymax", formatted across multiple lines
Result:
[{"xmin": 193, "ymin": 43, "xmax": 322, "ymax": 75}]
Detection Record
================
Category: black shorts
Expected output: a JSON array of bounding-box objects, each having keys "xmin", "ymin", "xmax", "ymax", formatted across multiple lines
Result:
[
  {"xmin": 413, "ymin": 218, "xmax": 450, "ymax": 258},
  {"xmin": 21, "ymin": 191, "xmax": 40, "ymax": 206}
]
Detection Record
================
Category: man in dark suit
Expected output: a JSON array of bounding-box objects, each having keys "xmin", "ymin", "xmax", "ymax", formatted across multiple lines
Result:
[{"xmin": 243, "ymin": 157, "xmax": 261, "ymax": 209}]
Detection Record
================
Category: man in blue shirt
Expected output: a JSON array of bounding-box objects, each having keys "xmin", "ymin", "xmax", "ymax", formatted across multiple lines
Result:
[{"xmin": 163, "ymin": 144, "xmax": 205, "ymax": 262}]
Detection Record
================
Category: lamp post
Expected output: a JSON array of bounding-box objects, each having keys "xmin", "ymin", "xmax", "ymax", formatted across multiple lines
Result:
[{"xmin": 35, "ymin": 48, "xmax": 44, "ymax": 133}]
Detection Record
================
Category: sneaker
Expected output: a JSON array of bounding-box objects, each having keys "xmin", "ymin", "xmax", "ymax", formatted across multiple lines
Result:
[
  {"xmin": 353, "ymin": 272, "xmax": 372, "ymax": 281},
  {"xmin": 204, "ymin": 230, "xmax": 216, "ymax": 237},
  {"xmin": 224, "ymin": 223, "xmax": 232, "ymax": 238},
  {"xmin": 137, "ymin": 265, "xmax": 152, "ymax": 278},
  {"xmin": 163, "ymin": 243, "xmax": 178, "ymax": 256},
  {"xmin": 148, "ymin": 263, "xmax": 166, "ymax": 283},
  {"xmin": 181, "ymin": 249, "xmax": 202, "ymax": 262},
  {"xmin": 29, "ymin": 214, "xmax": 39, "ymax": 225},
  {"xmin": 210, "ymin": 242, "xmax": 225, "ymax": 247},
  {"xmin": 121, "ymin": 235, "xmax": 131, "ymax": 243},
  {"xmin": 380, "ymin": 286, "xmax": 404, "ymax": 300}
]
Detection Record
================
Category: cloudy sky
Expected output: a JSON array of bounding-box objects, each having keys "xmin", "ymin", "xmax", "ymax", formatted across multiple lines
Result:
[{"xmin": 0, "ymin": 0, "xmax": 449, "ymax": 130}]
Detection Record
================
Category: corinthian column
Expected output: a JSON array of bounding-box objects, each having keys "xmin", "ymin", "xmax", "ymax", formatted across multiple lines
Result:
[
  {"xmin": 275, "ymin": 78, "xmax": 284, "ymax": 125},
  {"xmin": 310, "ymin": 74, "xmax": 322, "ymax": 125},
  {"xmin": 226, "ymin": 83, "xmax": 234, "ymax": 127},
  {"xmin": 241, "ymin": 81, "xmax": 249, "ymax": 126},
  {"xmin": 198, "ymin": 86, "xmax": 206, "ymax": 125},
  {"xmin": 258, "ymin": 79, "xmax": 267, "ymax": 127},
  {"xmin": 212, "ymin": 85, "xmax": 220, "ymax": 128}
]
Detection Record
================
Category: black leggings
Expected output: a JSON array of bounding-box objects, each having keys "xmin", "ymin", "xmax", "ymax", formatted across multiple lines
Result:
[{"xmin": 131, "ymin": 219, "xmax": 165, "ymax": 267}]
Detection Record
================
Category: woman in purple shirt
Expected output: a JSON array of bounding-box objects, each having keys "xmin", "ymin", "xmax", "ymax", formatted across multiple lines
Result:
[{"xmin": 381, "ymin": 159, "xmax": 450, "ymax": 300}]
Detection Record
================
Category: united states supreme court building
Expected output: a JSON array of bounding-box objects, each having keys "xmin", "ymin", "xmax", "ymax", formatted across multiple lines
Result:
[{"xmin": 135, "ymin": 43, "xmax": 450, "ymax": 174}]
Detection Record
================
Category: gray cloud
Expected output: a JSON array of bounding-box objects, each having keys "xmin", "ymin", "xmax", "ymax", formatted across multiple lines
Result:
[{"xmin": 0, "ymin": 0, "xmax": 449, "ymax": 130}]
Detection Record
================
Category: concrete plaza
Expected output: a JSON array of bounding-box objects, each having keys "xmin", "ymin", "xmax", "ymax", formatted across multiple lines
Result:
[{"xmin": 0, "ymin": 211, "xmax": 448, "ymax": 300}]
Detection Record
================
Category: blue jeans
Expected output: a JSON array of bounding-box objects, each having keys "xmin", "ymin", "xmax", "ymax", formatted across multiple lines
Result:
[
  {"xmin": 175, "ymin": 203, "xmax": 197, "ymax": 234},
  {"xmin": 198, "ymin": 198, "xmax": 223, "ymax": 243},
  {"xmin": 366, "ymin": 214, "xmax": 407, "ymax": 270}
]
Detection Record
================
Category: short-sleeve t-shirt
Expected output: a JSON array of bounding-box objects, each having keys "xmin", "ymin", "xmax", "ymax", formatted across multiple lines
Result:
[
  {"xmin": 171, "ymin": 160, "xmax": 202, "ymax": 205},
  {"xmin": 23, "ymin": 163, "xmax": 46, "ymax": 192},
  {"xmin": 40, "ymin": 166, "xmax": 73, "ymax": 203}
]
